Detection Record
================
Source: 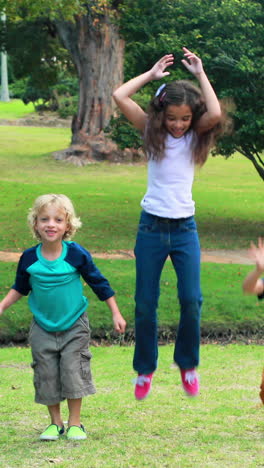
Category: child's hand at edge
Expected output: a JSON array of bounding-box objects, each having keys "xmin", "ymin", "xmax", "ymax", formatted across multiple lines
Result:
[{"xmin": 249, "ymin": 238, "xmax": 264, "ymax": 273}]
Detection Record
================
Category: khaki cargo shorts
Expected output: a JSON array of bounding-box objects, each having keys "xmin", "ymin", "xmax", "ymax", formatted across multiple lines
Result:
[{"xmin": 29, "ymin": 313, "xmax": 96, "ymax": 405}]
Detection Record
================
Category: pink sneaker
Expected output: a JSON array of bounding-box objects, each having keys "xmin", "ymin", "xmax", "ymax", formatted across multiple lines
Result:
[
  {"xmin": 180, "ymin": 368, "xmax": 199, "ymax": 397},
  {"xmin": 134, "ymin": 373, "xmax": 153, "ymax": 400}
]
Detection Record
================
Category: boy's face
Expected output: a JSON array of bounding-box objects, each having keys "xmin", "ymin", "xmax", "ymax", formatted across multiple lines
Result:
[{"xmin": 35, "ymin": 204, "xmax": 69, "ymax": 244}]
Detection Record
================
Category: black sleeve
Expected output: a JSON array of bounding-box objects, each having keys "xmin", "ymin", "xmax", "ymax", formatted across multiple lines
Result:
[{"xmin": 65, "ymin": 242, "xmax": 115, "ymax": 301}]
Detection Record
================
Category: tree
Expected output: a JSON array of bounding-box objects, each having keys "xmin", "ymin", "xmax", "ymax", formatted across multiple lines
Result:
[
  {"xmin": 1, "ymin": 0, "xmax": 124, "ymax": 159},
  {"xmin": 0, "ymin": 11, "xmax": 10, "ymax": 101},
  {"xmin": 119, "ymin": 0, "xmax": 264, "ymax": 180}
]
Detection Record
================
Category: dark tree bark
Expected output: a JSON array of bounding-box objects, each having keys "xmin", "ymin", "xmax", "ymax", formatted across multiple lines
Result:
[{"xmin": 54, "ymin": 11, "xmax": 124, "ymax": 160}]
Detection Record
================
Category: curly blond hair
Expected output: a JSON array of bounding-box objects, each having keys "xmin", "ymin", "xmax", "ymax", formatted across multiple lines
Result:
[{"xmin": 27, "ymin": 194, "xmax": 82, "ymax": 241}]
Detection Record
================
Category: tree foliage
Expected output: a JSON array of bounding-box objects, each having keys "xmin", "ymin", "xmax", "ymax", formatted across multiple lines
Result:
[
  {"xmin": 118, "ymin": 0, "xmax": 264, "ymax": 179},
  {"xmin": 0, "ymin": 0, "xmax": 263, "ymax": 175}
]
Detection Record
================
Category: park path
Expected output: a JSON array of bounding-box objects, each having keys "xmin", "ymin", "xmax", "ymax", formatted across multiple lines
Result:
[{"xmin": 0, "ymin": 249, "xmax": 253, "ymax": 265}]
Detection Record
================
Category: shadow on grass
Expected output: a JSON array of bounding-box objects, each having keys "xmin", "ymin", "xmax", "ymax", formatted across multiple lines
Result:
[{"xmin": 1, "ymin": 322, "xmax": 263, "ymax": 347}]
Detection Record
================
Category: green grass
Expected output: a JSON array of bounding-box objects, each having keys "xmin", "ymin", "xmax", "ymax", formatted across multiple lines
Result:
[
  {"xmin": 0, "ymin": 109, "xmax": 263, "ymax": 467},
  {"xmin": 0, "ymin": 345, "xmax": 263, "ymax": 467},
  {"xmin": 0, "ymin": 99, "xmax": 35, "ymax": 119},
  {"xmin": 0, "ymin": 124, "xmax": 263, "ymax": 341},
  {"xmin": 0, "ymin": 125, "xmax": 263, "ymax": 252},
  {"xmin": 0, "ymin": 259, "xmax": 262, "ymax": 343}
]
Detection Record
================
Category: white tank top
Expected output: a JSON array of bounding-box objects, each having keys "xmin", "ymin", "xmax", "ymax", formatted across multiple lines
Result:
[{"xmin": 141, "ymin": 131, "xmax": 196, "ymax": 218}]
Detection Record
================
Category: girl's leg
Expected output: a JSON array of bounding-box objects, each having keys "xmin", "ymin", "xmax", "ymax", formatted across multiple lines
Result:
[
  {"xmin": 133, "ymin": 211, "xmax": 169, "ymax": 374},
  {"xmin": 67, "ymin": 398, "xmax": 82, "ymax": 427},
  {"xmin": 170, "ymin": 217, "xmax": 202, "ymax": 369}
]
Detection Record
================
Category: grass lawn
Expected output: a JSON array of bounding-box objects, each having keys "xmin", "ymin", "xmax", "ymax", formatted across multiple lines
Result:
[
  {"xmin": 0, "ymin": 125, "xmax": 263, "ymax": 252},
  {"xmin": 0, "ymin": 259, "xmax": 263, "ymax": 342},
  {"xmin": 0, "ymin": 345, "xmax": 263, "ymax": 468},
  {"xmin": 0, "ymin": 99, "xmax": 35, "ymax": 119},
  {"xmin": 0, "ymin": 116, "xmax": 263, "ymax": 340},
  {"xmin": 0, "ymin": 103, "xmax": 263, "ymax": 468}
]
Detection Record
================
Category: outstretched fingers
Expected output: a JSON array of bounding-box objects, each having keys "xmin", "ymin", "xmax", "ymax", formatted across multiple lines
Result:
[
  {"xmin": 151, "ymin": 54, "xmax": 174, "ymax": 79},
  {"xmin": 181, "ymin": 47, "xmax": 203, "ymax": 74}
]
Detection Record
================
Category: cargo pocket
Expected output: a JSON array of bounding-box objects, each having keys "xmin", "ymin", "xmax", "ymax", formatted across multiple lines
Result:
[
  {"xmin": 30, "ymin": 360, "xmax": 40, "ymax": 389},
  {"xmin": 80, "ymin": 351, "xmax": 92, "ymax": 380},
  {"xmin": 28, "ymin": 320, "xmax": 36, "ymax": 343}
]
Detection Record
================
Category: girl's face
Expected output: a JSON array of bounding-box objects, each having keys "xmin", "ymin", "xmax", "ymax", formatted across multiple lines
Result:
[
  {"xmin": 35, "ymin": 204, "xmax": 69, "ymax": 244},
  {"xmin": 164, "ymin": 104, "xmax": 192, "ymax": 138}
]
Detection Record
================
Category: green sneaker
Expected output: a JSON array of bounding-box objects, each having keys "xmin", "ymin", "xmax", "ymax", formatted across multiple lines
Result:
[
  {"xmin": 66, "ymin": 425, "xmax": 87, "ymax": 440},
  {"xmin": 39, "ymin": 424, "xmax": 65, "ymax": 441}
]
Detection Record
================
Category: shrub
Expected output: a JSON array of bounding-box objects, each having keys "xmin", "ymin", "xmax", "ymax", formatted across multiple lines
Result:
[{"xmin": 104, "ymin": 114, "xmax": 142, "ymax": 150}]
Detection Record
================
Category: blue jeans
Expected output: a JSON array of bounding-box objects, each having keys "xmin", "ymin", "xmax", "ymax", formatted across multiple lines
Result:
[{"xmin": 133, "ymin": 210, "xmax": 202, "ymax": 374}]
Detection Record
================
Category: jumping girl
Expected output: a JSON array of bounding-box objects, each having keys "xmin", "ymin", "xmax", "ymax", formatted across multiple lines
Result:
[{"xmin": 113, "ymin": 47, "xmax": 223, "ymax": 400}]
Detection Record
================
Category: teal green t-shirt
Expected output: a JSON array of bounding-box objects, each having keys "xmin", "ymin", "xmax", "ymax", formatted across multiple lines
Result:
[{"xmin": 12, "ymin": 241, "xmax": 115, "ymax": 332}]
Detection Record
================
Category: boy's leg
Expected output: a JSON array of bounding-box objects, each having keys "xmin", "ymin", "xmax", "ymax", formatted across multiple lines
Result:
[
  {"xmin": 47, "ymin": 403, "xmax": 64, "ymax": 427},
  {"xmin": 67, "ymin": 398, "xmax": 82, "ymax": 427},
  {"xmin": 39, "ymin": 404, "xmax": 65, "ymax": 440},
  {"xmin": 60, "ymin": 314, "xmax": 96, "ymax": 400},
  {"xmin": 29, "ymin": 320, "xmax": 63, "ymax": 405},
  {"xmin": 66, "ymin": 398, "xmax": 87, "ymax": 440}
]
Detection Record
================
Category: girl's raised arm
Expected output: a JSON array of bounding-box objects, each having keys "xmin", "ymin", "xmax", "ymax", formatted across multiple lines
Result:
[
  {"xmin": 113, "ymin": 55, "xmax": 174, "ymax": 132},
  {"xmin": 181, "ymin": 47, "xmax": 222, "ymax": 134}
]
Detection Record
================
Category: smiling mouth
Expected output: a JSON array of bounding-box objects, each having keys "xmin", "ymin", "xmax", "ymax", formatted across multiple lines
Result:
[{"xmin": 173, "ymin": 129, "xmax": 185, "ymax": 136}]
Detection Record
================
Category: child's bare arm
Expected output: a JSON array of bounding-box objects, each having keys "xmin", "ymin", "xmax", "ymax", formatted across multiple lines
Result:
[
  {"xmin": 105, "ymin": 296, "xmax": 126, "ymax": 333},
  {"xmin": 112, "ymin": 54, "xmax": 174, "ymax": 132},
  {"xmin": 242, "ymin": 238, "xmax": 264, "ymax": 295},
  {"xmin": 0, "ymin": 289, "xmax": 23, "ymax": 315},
  {"xmin": 181, "ymin": 47, "xmax": 222, "ymax": 133}
]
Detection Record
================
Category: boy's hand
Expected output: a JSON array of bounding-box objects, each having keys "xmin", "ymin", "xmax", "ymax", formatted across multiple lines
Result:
[
  {"xmin": 113, "ymin": 312, "xmax": 126, "ymax": 334},
  {"xmin": 106, "ymin": 296, "xmax": 126, "ymax": 333},
  {"xmin": 249, "ymin": 238, "xmax": 264, "ymax": 273}
]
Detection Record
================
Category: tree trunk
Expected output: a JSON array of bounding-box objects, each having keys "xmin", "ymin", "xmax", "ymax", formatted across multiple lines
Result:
[
  {"xmin": 54, "ymin": 12, "xmax": 124, "ymax": 160},
  {"xmin": 1, "ymin": 12, "xmax": 10, "ymax": 102}
]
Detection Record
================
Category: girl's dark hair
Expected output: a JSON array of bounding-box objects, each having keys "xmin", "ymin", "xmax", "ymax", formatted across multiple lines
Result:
[{"xmin": 144, "ymin": 80, "xmax": 226, "ymax": 166}]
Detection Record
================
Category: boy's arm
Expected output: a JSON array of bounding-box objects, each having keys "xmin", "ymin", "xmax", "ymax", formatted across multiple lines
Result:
[
  {"xmin": 70, "ymin": 244, "xmax": 126, "ymax": 332},
  {"xmin": 0, "ymin": 289, "xmax": 23, "ymax": 315},
  {"xmin": 242, "ymin": 238, "xmax": 264, "ymax": 296},
  {"xmin": 105, "ymin": 296, "xmax": 126, "ymax": 334}
]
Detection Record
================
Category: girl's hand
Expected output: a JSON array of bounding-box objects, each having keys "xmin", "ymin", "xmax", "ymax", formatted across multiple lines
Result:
[
  {"xmin": 149, "ymin": 54, "xmax": 174, "ymax": 80},
  {"xmin": 181, "ymin": 47, "xmax": 204, "ymax": 76},
  {"xmin": 249, "ymin": 238, "xmax": 264, "ymax": 273}
]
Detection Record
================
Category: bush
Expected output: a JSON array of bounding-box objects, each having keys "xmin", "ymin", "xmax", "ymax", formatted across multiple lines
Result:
[
  {"xmin": 9, "ymin": 78, "xmax": 28, "ymax": 99},
  {"xmin": 57, "ymin": 94, "xmax": 78, "ymax": 118},
  {"xmin": 105, "ymin": 114, "xmax": 142, "ymax": 150}
]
